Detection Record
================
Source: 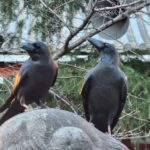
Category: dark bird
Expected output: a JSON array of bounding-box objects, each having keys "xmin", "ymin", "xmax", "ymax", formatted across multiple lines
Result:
[
  {"xmin": 81, "ymin": 38, "xmax": 127, "ymax": 133},
  {"xmin": 0, "ymin": 41, "xmax": 58, "ymax": 125}
]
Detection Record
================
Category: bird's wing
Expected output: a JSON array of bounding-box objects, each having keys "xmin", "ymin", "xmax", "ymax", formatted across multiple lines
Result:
[
  {"xmin": 12, "ymin": 60, "xmax": 31, "ymax": 96},
  {"xmin": 12, "ymin": 72, "xmax": 23, "ymax": 93},
  {"xmin": 0, "ymin": 68, "xmax": 28, "ymax": 112},
  {"xmin": 119, "ymin": 75, "xmax": 128, "ymax": 113},
  {"xmin": 81, "ymin": 73, "xmax": 92, "ymax": 121},
  {"xmin": 51, "ymin": 60, "xmax": 58, "ymax": 86},
  {"xmin": 112, "ymin": 72, "xmax": 128, "ymax": 128}
]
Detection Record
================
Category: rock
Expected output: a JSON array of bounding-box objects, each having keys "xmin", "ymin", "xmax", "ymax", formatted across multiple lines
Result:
[{"xmin": 0, "ymin": 108, "xmax": 128, "ymax": 150}]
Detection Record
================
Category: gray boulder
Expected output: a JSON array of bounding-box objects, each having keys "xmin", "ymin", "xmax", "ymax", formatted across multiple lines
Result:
[{"xmin": 0, "ymin": 108, "xmax": 128, "ymax": 150}]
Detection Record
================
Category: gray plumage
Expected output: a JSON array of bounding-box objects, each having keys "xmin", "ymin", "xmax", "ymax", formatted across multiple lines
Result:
[{"xmin": 81, "ymin": 38, "xmax": 127, "ymax": 133}]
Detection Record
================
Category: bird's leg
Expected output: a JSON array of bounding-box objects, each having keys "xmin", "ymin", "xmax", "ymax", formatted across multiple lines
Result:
[
  {"xmin": 89, "ymin": 116, "xmax": 92, "ymax": 122},
  {"xmin": 20, "ymin": 97, "xmax": 28, "ymax": 111},
  {"xmin": 89, "ymin": 115, "xmax": 94, "ymax": 127},
  {"xmin": 108, "ymin": 125, "xmax": 112, "ymax": 135}
]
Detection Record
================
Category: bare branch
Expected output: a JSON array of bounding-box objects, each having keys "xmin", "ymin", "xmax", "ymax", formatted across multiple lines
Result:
[
  {"xmin": 53, "ymin": 1, "xmax": 150, "ymax": 60},
  {"xmin": 54, "ymin": 0, "xmax": 75, "ymax": 10},
  {"xmin": 53, "ymin": 0, "xmax": 98, "ymax": 59},
  {"xmin": 39, "ymin": 0, "xmax": 64, "ymax": 23},
  {"xmin": 49, "ymin": 89, "xmax": 78, "ymax": 114},
  {"xmin": 39, "ymin": 0, "xmax": 71, "ymax": 32},
  {"xmin": 117, "ymin": 133, "xmax": 150, "ymax": 140},
  {"xmin": 94, "ymin": 0, "xmax": 143, "ymax": 12},
  {"xmin": 59, "ymin": 62, "xmax": 88, "ymax": 72},
  {"xmin": 57, "ymin": 76, "xmax": 83, "ymax": 79},
  {"xmin": 68, "ymin": 1, "xmax": 150, "ymax": 51}
]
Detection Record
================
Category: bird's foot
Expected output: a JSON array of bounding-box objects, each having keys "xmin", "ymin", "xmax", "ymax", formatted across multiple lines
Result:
[
  {"xmin": 24, "ymin": 105, "xmax": 34, "ymax": 112},
  {"xmin": 20, "ymin": 97, "xmax": 29, "ymax": 111},
  {"xmin": 88, "ymin": 122, "xmax": 94, "ymax": 127},
  {"xmin": 22, "ymin": 104, "xmax": 29, "ymax": 112}
]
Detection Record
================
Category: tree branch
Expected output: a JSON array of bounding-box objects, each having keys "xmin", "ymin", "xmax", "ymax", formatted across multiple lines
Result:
[
  {"xmin": 49, "ymin": 89, "xmax": 78, "ymax": 114},
  {"xmin": 53, "ymin": 0, "xmax": 98, "ymax": 59},
  {"xmin": 94, "ymin": 0, "xmax": 143, "ymax": 12},
  {"xmin": 53, "ymin": 1, "xmax": 150, "ymax": 60},
  {"xmin": 39, "ymin": 0, "xmax": 72, "ymax": 32}
]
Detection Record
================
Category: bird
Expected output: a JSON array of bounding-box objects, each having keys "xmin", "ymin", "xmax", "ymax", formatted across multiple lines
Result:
[
  {"xmin": 0, "ymin": 41, "xmax": 58, "ymax": 125},
  {"xmin": 81, "ymin": 37, "xmax": 127, "ymax": 133}
]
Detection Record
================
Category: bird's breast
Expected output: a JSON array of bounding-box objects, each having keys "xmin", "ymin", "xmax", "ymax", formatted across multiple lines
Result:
[
  {"xmin": 88, "ymin": 66, "xmax": 121, "ymax": 108},
  {"xmin": 21, "ymin": 63, "xmax": 55, "ymax": 102}
]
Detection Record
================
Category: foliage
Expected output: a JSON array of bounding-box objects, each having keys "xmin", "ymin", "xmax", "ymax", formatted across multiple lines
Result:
[
  {"xmin": 118, "ymin": 64, "xmax": 150, "ymax": 136},
  {"xmin": 1, "ymin": 55, "xmax": 149, "ymax": 137},
  {"xmin": 52, "ymin": 57, "xmax": 150, "ymax": 136},
  {"xmin": 0, "ymin": 0, "xmax": 89, "ymax": 44}
]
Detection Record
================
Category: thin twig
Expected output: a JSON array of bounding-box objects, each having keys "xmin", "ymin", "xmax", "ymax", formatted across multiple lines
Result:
[
  {"xmin": 59, "ymin": 62, "xmax": 88, "ymax": 72},
  {"xmin": 54, "ymin": 0, "xmax": 75, "ymax": 10},
  {"xmin": 53, "ymin": 0, "xmax": 98, "ymax": 59},
  {"xmin": 49, "ymin": 89, "xmax": 78, "ymax": 114},
  {"xmin": 39, "ymin": 0, "xmax": 71, "ymax": 32},
  {"xmin": 94, "ymin": 0, "xmax": 143, "ymax": 12},
  {"xmin": 117, "ymin": 134, "xmax": 150, "ymax": 140},
  {"xmin": 57, "ymin": 76, "xmax": 83, "ymax": 79}
]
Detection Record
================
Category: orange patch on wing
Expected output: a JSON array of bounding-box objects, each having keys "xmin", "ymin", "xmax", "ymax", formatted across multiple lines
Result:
[{"xmin": 12, "ymin": 72, "xmax": 21, "ymax": 92}]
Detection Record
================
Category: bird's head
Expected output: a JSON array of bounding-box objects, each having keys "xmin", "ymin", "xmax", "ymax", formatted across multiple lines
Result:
[
  {"xmin": 87, "ymin": 37, "xmax": 119, "ymax": 64},
  {"xmin": 87, "ymin": 38, "xmax": 117, "ymax": 55},
  {"xmin": 21, "ymin": 41, "xmax": 50, "ymax": 62}
]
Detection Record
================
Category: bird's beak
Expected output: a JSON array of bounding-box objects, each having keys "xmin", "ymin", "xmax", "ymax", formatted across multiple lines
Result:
[
  {"xmin": 87, "ymin": 38, "xmax": 105, "ymax": 51},
  {"xmin": 21, "ymin": 42, "xmax": 34, "ymax": 53}
]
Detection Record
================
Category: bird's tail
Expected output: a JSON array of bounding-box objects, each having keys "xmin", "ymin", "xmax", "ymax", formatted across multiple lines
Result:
[
  {"xmin": 0, "ymin": 99, "xmax": 25, "ymax": 126},
  {"xmin": 0, "ymin": 94, "xmax": 14, "ymax": 112}
]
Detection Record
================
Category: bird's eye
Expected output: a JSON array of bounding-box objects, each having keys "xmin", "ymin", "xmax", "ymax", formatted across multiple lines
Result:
[{"xmin": 34, "ymin": 43, "xmax": 40, "ymax": 48}]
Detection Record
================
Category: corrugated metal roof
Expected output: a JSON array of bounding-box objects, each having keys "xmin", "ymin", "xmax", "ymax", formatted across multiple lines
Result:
[{"xmin": 0, "ymin": 54, "xmax": 28, "ymax": 63}]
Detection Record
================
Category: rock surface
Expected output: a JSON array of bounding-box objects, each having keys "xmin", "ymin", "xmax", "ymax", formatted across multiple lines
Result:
[{"xmin": 0, "ymin": 108, "xmax": 128, "ymax": 150}]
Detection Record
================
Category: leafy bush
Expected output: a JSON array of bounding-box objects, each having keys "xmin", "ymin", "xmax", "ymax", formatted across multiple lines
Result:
[{"xmin": 0, "ymin": 57, "xmax": 150, "ymax": 138}]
